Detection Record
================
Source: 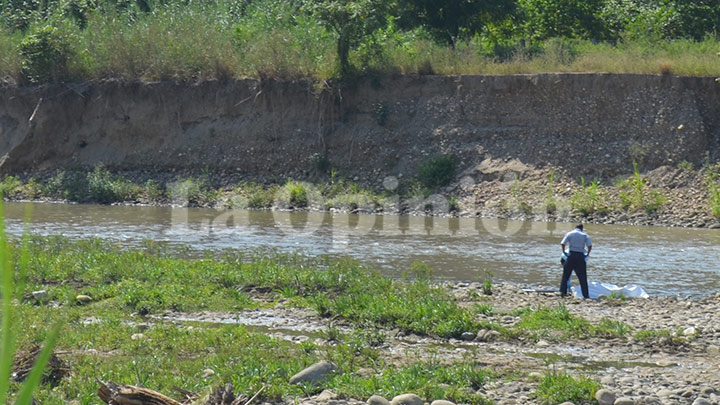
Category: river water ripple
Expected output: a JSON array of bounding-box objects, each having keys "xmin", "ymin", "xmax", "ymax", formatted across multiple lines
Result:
[{"xmin": 4, "ymin": 202, "xmax": 719, "ymax": 297}]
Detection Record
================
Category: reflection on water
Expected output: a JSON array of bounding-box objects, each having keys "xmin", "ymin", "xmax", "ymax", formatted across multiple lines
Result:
[{"xmin": 4, "ymin": 202, "xmax": 720, "ymax": 297}]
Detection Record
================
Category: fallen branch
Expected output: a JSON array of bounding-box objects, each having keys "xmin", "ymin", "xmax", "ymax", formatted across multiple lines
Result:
[{"xmin": 97, "ymin": 379, "xmax": 181, "ymax": 405}]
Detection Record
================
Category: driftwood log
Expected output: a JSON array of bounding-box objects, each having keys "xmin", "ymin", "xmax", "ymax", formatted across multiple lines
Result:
[
  {"xmin": 97, "ymin": 380, "xmax": 181, "ymax": 405},
  {"xmin": 97, "ymin": 380, "xmax": 263, "ymax": 405}
]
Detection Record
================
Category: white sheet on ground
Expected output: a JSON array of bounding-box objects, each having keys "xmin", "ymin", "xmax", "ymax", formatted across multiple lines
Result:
[{"xmin": 571, "ymin": 281, "xmax": 648, "ymax": 299}]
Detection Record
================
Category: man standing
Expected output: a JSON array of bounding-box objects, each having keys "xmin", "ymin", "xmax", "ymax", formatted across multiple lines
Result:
[{"xmin": 560, "ymin": 224, "xmax": 592, "ymax": 299}]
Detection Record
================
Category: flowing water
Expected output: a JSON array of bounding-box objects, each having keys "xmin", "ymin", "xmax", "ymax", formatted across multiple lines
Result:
[{"xmin": 4, "ymin": 202, "xmax": 719, "ymax": 297}]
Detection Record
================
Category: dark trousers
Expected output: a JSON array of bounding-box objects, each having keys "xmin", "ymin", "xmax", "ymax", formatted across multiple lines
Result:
[{"xmin": 561, "ymin": 252, "xmax": 589, "ymax": 298}]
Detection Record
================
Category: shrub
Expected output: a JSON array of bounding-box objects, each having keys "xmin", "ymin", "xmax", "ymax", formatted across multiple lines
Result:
[
  {"xmin": 570, "ymin": 177, "xmax": 609, "ymax": 216},
  {"xmin": 705, "ymin": 164, "xmax": 720, "ymax": 218},
  {"xmin": 87, "ymin": 165, "xmax": 138, "ymax": 203},
  {"xmin": 417, "ymin": 154, "xmax": 456, "ymax": 189},
  {"xmin": 617, "ymin": 162, "xmax": 666, "ymax": 213},
  {"xmin": 19, "ymin": 25, "xmax": 72, "ymax": 83},
  {"xmin": 169, "ymin": 177, "xmax": 216, "ymax": 206}
]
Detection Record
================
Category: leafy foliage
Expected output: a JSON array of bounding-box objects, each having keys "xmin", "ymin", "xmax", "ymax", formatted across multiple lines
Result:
[
  {"xmin": 303, "ymin": 0, "xmax": 391, "ymax": 76},
  {"xmin": 19, "ymin": 25, "xmax": 72, "ymax": 83},
  {"xmin": 417, "ymin": 155, "xmax": 456, "ymax": 190}
]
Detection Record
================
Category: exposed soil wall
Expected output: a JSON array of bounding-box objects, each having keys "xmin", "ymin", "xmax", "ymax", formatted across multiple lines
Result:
[{"xmin": 1, "ymin": 74, "xmax": 719, "ymax": 181}]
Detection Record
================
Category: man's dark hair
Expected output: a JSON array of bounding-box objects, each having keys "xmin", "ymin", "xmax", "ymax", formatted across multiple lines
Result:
[{"xmin": 576, "ymin": 224, "xmax": 584, "ymax": 230}]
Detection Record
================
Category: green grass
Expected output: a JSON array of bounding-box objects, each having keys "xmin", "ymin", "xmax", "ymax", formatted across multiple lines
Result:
[
  {"xmin": 0, "ymin": 204, "xmax": 63, "ymax": 405},
  {"xmin": 570, "ymin": 177, "xmax": 609, "ymax": 217},
  {"xmin": 533, "ymin": 370, "xmax": 600, "ymax": 405},
  {"xmin": 511, "ymin": 305, "xmax": 633, "ymax": 341},
  {"xmin": 617, "ymin": 162, "xmax": 667, "ymax": 213},
  {"xmin": 5, "ymin": 232, "xmax": 502, "ymax": 403},
  {"xmin": 705, "ymin": 164, "xmax": 720, "ymax": 218}
]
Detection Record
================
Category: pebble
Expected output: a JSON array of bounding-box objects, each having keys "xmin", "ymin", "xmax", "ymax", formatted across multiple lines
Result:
[
  {"xmin": 76, "ymin": 294, "xmax": 93, "ymax": 304},
  {"xmin": 32, "ymin": 290, "xmax": 49, "ymax": 303},
  {"xmin": 614, "ymin": 397, "xmax": 635, "ymax": 405}
]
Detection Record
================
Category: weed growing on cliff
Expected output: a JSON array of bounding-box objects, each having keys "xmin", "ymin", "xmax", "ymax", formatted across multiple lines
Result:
[
  {"xmin": 533, "ymin": 370, "xmax": 599, "ymax": 405},
  {"xmin": 570, "ymin": 177, "xmax": 609, "ymax": 217},
  {"xmin": 617, "ymin": 162, "xmax": 666, "ymax": 213},
  {"xmin": 704, "ymin": 164, "xmax": 720, "ymax": 218},
  {"xmin": 544, "ymin": 170, "xmax": 557, "ymax": 214},
  {"xmin": 417, "ymin": 155, "xmax": 456, "ymax": 190}
]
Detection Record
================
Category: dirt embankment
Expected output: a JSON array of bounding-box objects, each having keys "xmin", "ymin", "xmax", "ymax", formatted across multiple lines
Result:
[{"xmin": 1, "ymin": 74, "xmax": 720, "ymax": 225}]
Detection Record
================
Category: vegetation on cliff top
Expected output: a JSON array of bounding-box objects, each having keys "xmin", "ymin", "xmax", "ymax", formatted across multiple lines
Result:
[{"xmin": 1, "ymin": 0, "xmax": 719, "ymax": 84}]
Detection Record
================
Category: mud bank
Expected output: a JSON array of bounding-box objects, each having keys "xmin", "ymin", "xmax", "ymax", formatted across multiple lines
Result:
[{"xmin": 2, "ymin": 74, "xmax": 719, "ymax": 177}]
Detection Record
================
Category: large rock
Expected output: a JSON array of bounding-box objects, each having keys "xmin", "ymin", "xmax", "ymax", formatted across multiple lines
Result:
[
  {"xmin": 367, "ymin": 395, "xmax": 391, "ymax": 405},
  {"xmin": 289, "ymin": 361, "xmax": 338, "ymax": 385},
  {"xmin": 595, "ymin": 389, "xmax": 616, "ymax": 405},
  {"xmin": 391, "ymin": 393, "xmax": 424, "ymax": 405},
  {"xmin": 430, "ymin": 400, "xmax": 455, "ymax": 405},
  {"xmin": 614, "ymin": 397, "xmax": 635, "ymax": 405}
]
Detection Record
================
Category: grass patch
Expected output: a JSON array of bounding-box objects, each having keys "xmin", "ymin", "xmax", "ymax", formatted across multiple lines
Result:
[
  {"xmin": 5, "ymin": 232, "xmax": 500, "ymax": 403},
  {"xmin": 511, "ymin": 305, "xmax": 633, "ymax": 341},
  {"xmin": 22, "ymin": 237, "xmax": 481, "ymax": 339},
  {"xmin": 533, "ymin": 370, "xmax": 599, "ymax": 405}
]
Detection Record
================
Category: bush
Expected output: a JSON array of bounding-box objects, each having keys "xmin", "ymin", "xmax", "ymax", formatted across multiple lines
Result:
[
  {"xmin": 87, "ymin": 165, "xmax": 138, "ymax": 203},
  {"xmin": 19, "ymin": 25, "xmax": 72, "ymax": 83},
  {"xmin": 617, "ymin": 162, "xmax": 666, "ymax": 213},
  {"xmin": 417, "ymin": 155, "xmax": 456, "ymax": 189},
  {"xmin": 570, "ymin": 177, "xmax": 609, "ymax": 216}
]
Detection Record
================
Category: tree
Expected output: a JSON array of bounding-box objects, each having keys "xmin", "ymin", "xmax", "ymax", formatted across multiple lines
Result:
[
  {"xmin": 303, "ymin": 0, "xmax": 391, "ymax": 77},
  {"xmin": 518, "ymin": 0, "xmax": 610, "ymax": 41},
  {"xmin": 395, "ymin": 0, "xmax": 516, "ymax": 45}
]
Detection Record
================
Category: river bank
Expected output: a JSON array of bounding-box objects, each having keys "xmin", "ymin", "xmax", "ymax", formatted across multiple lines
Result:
[
  {"xmin": 3, "ymin": 161, "xmax": 720, "ymax": 230},
  {"xmin": 9, "ymin": 238, "xmax": 720, "ymax": 404}
]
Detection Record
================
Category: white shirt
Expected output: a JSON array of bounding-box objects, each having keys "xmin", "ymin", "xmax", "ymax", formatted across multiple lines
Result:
[{"xmin": 561, "ymin": 228, "xmax": 592, "ymax": 253}]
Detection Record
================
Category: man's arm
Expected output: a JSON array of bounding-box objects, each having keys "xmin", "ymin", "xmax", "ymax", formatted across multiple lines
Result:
[
  {"xmin": 561, "ymin": 243, "xmax": 566, "ymax": 253},
  {"xmin": 586, "ymin": 245, "xmax": 592, "ymax": 256}
]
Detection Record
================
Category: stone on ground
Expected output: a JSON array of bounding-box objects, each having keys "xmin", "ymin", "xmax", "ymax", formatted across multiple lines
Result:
[{"xmin": 289, "ymin": 360, "xmax": 338, "ymax": 385}]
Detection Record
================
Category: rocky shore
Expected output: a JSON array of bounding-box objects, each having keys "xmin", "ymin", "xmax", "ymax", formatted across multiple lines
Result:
[{"xmin": 156, "ymin": 282, "xmax": 720, "ymax": 405}]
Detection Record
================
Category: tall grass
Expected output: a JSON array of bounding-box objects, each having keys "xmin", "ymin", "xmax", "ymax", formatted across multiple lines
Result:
[
  {"xmin": 2, "ymin": 2, "xmax": 720, "ymax": 83},
  {"xmin": 0, "ymin": 204, "xmax": 63, "ymax": 404}
]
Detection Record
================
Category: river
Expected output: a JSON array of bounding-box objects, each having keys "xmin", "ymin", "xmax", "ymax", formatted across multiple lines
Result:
[{"xmin": 4, "ymin": 202, "xmax": 719, "ymax": 297}]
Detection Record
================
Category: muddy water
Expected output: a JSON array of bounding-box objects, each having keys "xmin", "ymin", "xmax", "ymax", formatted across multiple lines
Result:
[{"xmin": 5, "ymin": 202, "xmax": 719, "ymax": 297}]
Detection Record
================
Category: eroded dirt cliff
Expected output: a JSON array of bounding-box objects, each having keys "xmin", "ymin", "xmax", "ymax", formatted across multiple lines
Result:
[{"xmin": 2, "ymin": 74, "xmax": 719, "ymax": 179}]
